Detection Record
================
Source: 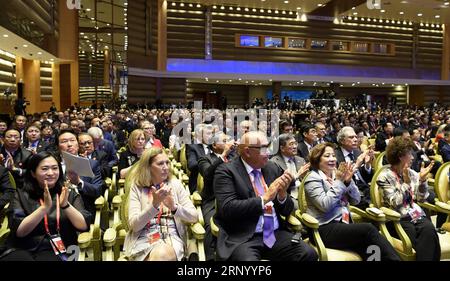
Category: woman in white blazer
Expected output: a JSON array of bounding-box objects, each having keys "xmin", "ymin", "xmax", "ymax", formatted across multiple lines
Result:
[{"xmin": 124, "ymin": 148, "xmax": 198, "ymax": 261}]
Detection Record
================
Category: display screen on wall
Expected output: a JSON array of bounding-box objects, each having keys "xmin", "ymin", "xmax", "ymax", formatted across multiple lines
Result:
[
  {"xmin": 373, "ymin": 43, "xmax": 388, "ymax": 54},
  {"xmin": 240, "ymin": 35, "xmax": 260, "ymax": 47},
  {"xmin": 264, "ymin": 36, "xmax": 283, "ymax": 48},
  {"xmin": 331, "ymin": 41, "xmax": 349, "ymax": 51},
  {"xmin": 311, "ymin": 39, "xmax": 328, "ymax": 50},
  {"xmin": 288, "ymin": 38, "xmax": 306, "ymax": 49}
]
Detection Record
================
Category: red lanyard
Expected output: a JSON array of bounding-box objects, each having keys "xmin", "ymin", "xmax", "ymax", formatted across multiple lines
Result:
[
  {"xmin": 39, "ymin": 194, "xmax": 60, "ymax": 235},
  {"xmin": 250, "ymin": 173, "xmax": 268, "ymax": 197}
]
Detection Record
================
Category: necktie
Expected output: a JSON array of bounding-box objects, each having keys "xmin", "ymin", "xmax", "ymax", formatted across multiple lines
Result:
[
  {"xmin": 287, "ymin": 157, "xmax": 296, "ymax": 176},
  {"xmin": 251, "ymin": 170, "xmax": 276, "ymax": 248},
  {"xmin": 348, "ymin": 152, "xmax": 355, "ymax": 162}
]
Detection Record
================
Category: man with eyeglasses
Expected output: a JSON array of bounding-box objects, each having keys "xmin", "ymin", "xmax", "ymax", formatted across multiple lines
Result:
[
  {"xmin": 213, "ymin": 131, "xmax": 317, "ymax": 261},
  {"xmin": 0, "ymin": 129, "xmax": 32, "ymax": 188},
  {"xmin": 270, "ymin": 133, "xmax": 310, "ymax": 210},
  {"xmin": 78, "ymin": 133, "xmax": 111, "ymax": 179},
  {"xmin": 57, "ymin": 129, "xmax": 103, "ymax": 217}
]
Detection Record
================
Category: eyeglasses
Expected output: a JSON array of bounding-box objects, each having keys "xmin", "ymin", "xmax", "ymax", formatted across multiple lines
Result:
[{"xmin": 80, "ymin": 141, "xmax": 93, "ymax": 146}]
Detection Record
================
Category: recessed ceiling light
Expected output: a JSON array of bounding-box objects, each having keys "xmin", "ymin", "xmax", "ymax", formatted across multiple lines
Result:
[
  {"xmin": 23, "ymin": 44, "xmax": 28, "ymax": 47},
  {"xmin": 417, "ymin": 13, "xmax": 423, "ymax": 16},
  {"xmin": 399, "ymin": 11, "xmax": 404, "ymax": 15},
  {"xmin": 352, "ymin": 7, "xmax": 356, "ymax": 10},
  {"xmin": 317, "ymin": 3, "xmax": 323, "ymax": 7},
  {"xmin": 37, "ymin": 52, "xmax": 42, "ymax": 55},
  {"xmin": 86, "ymin": 8, "xmax": 91, "ymax": 11},
  {"xmin": 445, "ymin": 2, "xmax": 450, "ymax": 5},
  {"xmin": 284, "ymin": 0, "xmax": 289, "ymax": 3},
  {"xmin": 2, "ymin": 34, "xmax": 8, "ymax": 37},
  {"xmin": 381, "ymin": 9, "xmax": 385, "ymax": 13},
  {"xmin": 435, "ymin": 15, "xmax": 441, "ymax": 18},
  {"xmin": 353, "ymin": 12, "xmax": 358, "ymax": 15}
]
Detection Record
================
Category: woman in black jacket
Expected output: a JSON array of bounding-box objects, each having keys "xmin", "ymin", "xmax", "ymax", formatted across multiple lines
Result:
[{"xmin": 0, "ymin": 151, "xmax": 91, "ymax": 261}]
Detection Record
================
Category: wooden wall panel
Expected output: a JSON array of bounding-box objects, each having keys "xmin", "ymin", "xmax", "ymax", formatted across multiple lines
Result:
[
  {"xmin": 167, "ymin": 5, "xmax": 205, "ymax": 59},
  {"xmin": 127, "ymin": 75, "xmax": 156, "ymax": 104},
  {"xmin": 165, "ymin": 2, "xmax": 442, "ymax": 71},
  {"xmin": 187, "ymin": 83, "xmax": 249, "ymax": 106}
]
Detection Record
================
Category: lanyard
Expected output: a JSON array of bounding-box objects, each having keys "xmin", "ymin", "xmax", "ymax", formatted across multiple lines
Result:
[{"xmin": 39, "ymin": 194, "xmax": 60, "ymax": 235}]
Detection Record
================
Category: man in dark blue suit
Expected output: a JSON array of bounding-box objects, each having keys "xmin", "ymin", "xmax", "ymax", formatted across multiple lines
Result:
[
  {"xmin": 56, "ymin": 129, "xmax": 104, "ymax": 217},
  {"xmin": 88, "ymin": 127, "xmax": 118, "ymax": 173},
  {"xmin": 438, "ymin": 124, "xmax": 450, "ymax": 163},
  {"xmin": 213, "ymin": 131, "xmax": 317, "ymax": 261}
]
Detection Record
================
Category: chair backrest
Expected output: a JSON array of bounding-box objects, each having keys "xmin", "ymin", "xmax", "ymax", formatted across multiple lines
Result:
[
  {"xmin": 370, "ymin": 165, "xmax": 389, "ymax": 208},
  {"xmin": 197, "ymin": 173, "xmax": 204, "ymax": 194},
  {"xmin": 180, "ymin": 145, "xmax": 187, "ymax": 172},
  {"xmin": 374, "ymin": 151, "xmax": 386, "ymax": 171},
  {"xmin": 434, "ymin": 161, "xmax": 450, "ymax": 203},
  {"xmin": 298, "ymin": 172, "xmax": 311, "ymax": 214},
  {"xmin": 120, "ymin": 162, "xmax": 140, "ymax": 233},
  {"xmin": 7, "ymin": 171, "xmax": 16, "ymax": 190}
]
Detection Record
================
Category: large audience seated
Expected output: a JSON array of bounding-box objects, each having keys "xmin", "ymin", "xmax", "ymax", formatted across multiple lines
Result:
[{"xmin": 0, "ymin": 99, "xmax": 450, "ymax": 261}]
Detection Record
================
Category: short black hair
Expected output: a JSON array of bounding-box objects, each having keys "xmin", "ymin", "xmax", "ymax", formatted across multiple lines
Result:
[{"xmin": 55, "ymin": 129, "xmax": 78, "ymax": 147}]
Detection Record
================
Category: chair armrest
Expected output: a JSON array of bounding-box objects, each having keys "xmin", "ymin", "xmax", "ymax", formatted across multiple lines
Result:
[
  {"xmin": 295, "ymin": 210, "xmax": 319, "ymax": 229},
  {"xmin": 364, "ymin": 207, "xmax": 386, "ymax": 222},
  {"xmin": 191, "ymin": 191, "xmax": 202, "ymax": 206},
  {"xmin": 210, "ymin": 217, "xmax": 219, "ymax": 237},
  {"xmin": 95, "ymin": 196, "xmax": 105, "ymax": 210},
  {"xmin": 417, "ymin": 202, "xmax": 437, "ymax": 212},
  {"xmin": 380, "ymin": 207, "xmax": 401, "ymax": 221},
  {"xmin": 112, "ymin": 195, "xmax": 122, "ymax": 207},
  {"xmin": 103, "ymin": 228, "xmax": 117, "ymax": 248},
  {"xmin": 350, "ymin": 205, "xmax": 386, "ymax": 222},
  {"xmin": 435, "ymin": 201, "xmax": 450, "ymax": 214},
  {"xmin": 287, "ymin": 213, "xmax": 302, "ymax": 232},
  {"xmin": 77, "ymin": 232, "xmax": 92, "ymax": 249},
  {"xmin": 190, "ymin": 222, "xmax": 205, "ymax": 240}
]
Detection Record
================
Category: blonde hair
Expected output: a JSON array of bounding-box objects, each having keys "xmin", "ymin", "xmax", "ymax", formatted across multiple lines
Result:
[
  {"xmin": 131, "ymin": 147, "xmax": 172, "ymax": 188},
  {"xmin": 128, "ymin": 129, "xmax": 145, "ymax": 153}
]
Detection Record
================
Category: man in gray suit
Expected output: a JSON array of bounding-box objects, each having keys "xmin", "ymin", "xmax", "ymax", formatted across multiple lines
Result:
[{"xmin": 270, "ymin": 133, "xmax": 310, "ymax": 209}]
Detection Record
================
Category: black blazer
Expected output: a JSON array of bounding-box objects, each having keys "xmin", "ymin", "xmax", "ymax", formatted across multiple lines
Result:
[
  {"xmin": 91, "ymin": 149, "xmax": 111, "ymax": 179},
  {"xmin": 297, "ymin": 141, "xmax": 312, "ymax": 162},
  {"xmin": 213, "ymin": 158, "xmax": 293, "ymax": 261},
  {"xmin": 186, "ymin": 144, "xmax": 206, "ymax": 193},
  {"xmin": 0, "ymin": 166, "xmax": 14, "ymax": 211},
  {"xmin": 7, "ymin": 188, "xmax": 91, "ymax": 254},
  {"xmin": 0, "ymin": 147, "xmax": 32, "ymax": 189},
  {"xmin": 375, "ymin": 132, "xmax": 390, "ymax": 152},
  {"xmin": 335, "ymin": 147, "xmax": 373, "ymax": 186}
]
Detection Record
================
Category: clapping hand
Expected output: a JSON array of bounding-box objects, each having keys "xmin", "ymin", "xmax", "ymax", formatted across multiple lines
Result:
[
  {"xmin": 297, "ymin": 163, "xmax": 311, "ymax": 179},
  {"xmin": 60, "ymin": 184, "xmax": 69, "ymax": 208},
  {"xmin": 336, "ymin": 162, "xmax": 355, "ymax": 185},
  {"xmin": 42, "ymin": 180, "xmax": 52, "ymax": 213},
  {"xmin": 419, "ymin": 161, "xmax": 434, "ymax": 183},
  {"xmin": 265, "ymin": 171, "xmax": 293, "ymax": 203},
  {"xmin": 151, "ymin": 182, "xmax": 172, "ymax": 209}
]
